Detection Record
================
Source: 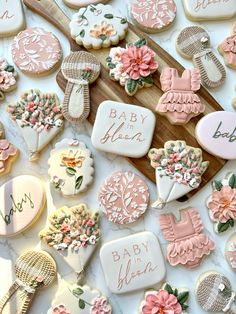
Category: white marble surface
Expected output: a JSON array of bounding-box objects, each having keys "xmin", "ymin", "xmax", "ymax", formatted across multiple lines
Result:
[{"xmin": 0, "ymin": 0, "xmax": 236, "ymax": 313}]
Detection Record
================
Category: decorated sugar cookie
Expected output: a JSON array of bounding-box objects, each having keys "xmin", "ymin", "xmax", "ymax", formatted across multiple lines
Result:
[
  {"xmin": 139, "ymin": 283, "xmax": 189, "ymax": 313},
  {"xmin": 99, "ymin": 171, "xmax": 150, "ymax": 224},
  {"xmin": 64, "ymin": 0, "xmax": 109, "ymax": 9},
  {"xmin": 39, "ymin": 204, "xmax": 100, "ymax": 273},
  {"xmin": 130, "ymin": 0, "xmax": 176, "ymax": 33},
  {"xmin": 218, "ymin": 22, "xmax": 236, "ymax": 70},
  {"xmin": 70, "ymin": 4, "xmax": 128, "ymax": 49},
  {"xmin": 106, "ymin": 38, "xmax": 158, "ymax": 96},
  {"xmin": 0, "ymin": 57, "xmax": 18, "ymax": 101},
  {"xmin": 11, "ymin": 27, "xmax": 62, "ymax": 76},
  {"xmin": 148, "ymin": 140, "xmax": 209, "ymax": 208},
  {"xmin": 160, "ymin": 207, "xmax": 215, "ymax": 268},
  {"xmin": 48, "ymin": 283, "xmax": 112, "ymax": 314},
  {"xmin": 225, "ymin": 234, "xmax": 236, "ymax": 272},
  {"xmin": 0, "ymin": 250, "xmax": 56, "ymax": 314},
  {"xmin": 176, "ymin": 26, "xmax": 226, "ymax": 88},
  {"xmin": 196, "ymin": 271, "xmax": 236, "ymax": 312},
  {"xmin": 48, "ymin": 139, "xmax": 94, "ymax": 197},
  {"xmin": 0, "ymin": 175, "xmax": 45, "ymax": 237},
  {"xmin": 8, "ymin": 89, "xmax": 64, "ymax": 161},
  {"xmin": 156, "ymin": 67, "xmax": 205, "ymax": 124},
  {"xmin": 91, "ymin": 100, "xmax": 156, "ymax": 157},
  {"xmin": 61, "ymin": 51, "xmax": 101, "ymax": 124},
  {"xmin": 100, "ymin": 231, "xmax": 166, "ymax": 294},
  {"xmin": 0, "ymin": 0, "xmax": 25, "ymax": 37}
]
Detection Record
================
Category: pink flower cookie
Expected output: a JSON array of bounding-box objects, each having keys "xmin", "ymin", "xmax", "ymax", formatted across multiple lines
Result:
[
  {"xmin": 0, "ymin": 57, "xmax": 18, "ymax": 101},
  {"xmin": 11, "ymin": 27, "xmax": 62, "ymax": 76},
  {"xmin": 130, "ymin": 0, "xmax": 176, "ymax": 33},
  {"xmin": 156, "ymin": 67, "xmax": 205, "ymax": 124},
  {"xmin": 218, "ymin": 22, "xmax": 236, "ymax": 70},
  {"xmin": 99, "ymin": 171, "xmax": 149, "ymax": 224}
]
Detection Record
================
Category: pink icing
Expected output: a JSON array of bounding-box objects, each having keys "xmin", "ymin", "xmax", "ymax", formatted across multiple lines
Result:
[
  {"xmin": 0, "ymin": 139, "xmax": 17, "ymax": 173},
  {"xmin": 131, "ymin": 0, "xmax": 176, "ymax": 30},
  {"xmin": 99, "ymin": 171, "xmax": 149, "ymax": 224},
  {"xmin": 52, "ymin": 304, "xmax": 70, "ymax": 314},
  {"xmin": 91, "ymin": 296, "xmax": 112, "ymax": 314},
  {"xmin": 219, "ymin": 22, "xmax": 236, "ymax": 68},
  {"xmin": 226, "ymin": 235, "xmax": 236, "ymax": 272},
  {"xmin": 11, "ymin": 27, "xmax": 62, "ymax": 75}
]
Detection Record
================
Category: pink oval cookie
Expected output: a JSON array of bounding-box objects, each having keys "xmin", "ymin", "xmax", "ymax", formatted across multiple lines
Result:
[
  {"xmin": 99, "ymin": 171, "xmax": 149, "ymax": 224},
  {"xmin": 226, "ymin": 234, "xmax": 236, "ymax": 272},
  {"xmin": 11, "ymin": 27, "xmax": 62, "ymax": 76},
  {"xmin": 130, "ymin": 0, "xmax": 176, "ymax": 33}
]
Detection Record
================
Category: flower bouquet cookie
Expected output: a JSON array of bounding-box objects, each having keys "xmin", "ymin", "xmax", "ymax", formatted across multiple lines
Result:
[
  {"xmin": 218, "ymin": 22, "xmax": 236, "ymax": 70},
  {"xmin": 106, "ymin": 38, "xmax": 159, "ymax": 96},
  {"xmin": 0, "ymin": 57, "xmax": 18, "ymax": 101},
  {"xmin": 148, "ymin": 140, "xmax": 209, "ymax": 208}
]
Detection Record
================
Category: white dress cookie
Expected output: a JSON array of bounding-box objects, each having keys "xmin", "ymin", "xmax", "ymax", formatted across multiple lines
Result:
[{"xmin": 70, "ymin": 4, "xmax": 128, "ymax": 49}]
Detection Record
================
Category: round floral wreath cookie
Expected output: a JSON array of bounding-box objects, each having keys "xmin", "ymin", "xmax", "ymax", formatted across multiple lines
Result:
[
  {"xmin": 0, "ymin": 57, "xmax": 18, "ymax": 101},
  {"xmin": 99, "ymin": 171, "xmax": 150, "ymax": 224}
]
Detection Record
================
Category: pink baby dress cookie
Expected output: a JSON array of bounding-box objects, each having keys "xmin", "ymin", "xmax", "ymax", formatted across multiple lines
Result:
[
  {"xmin": 225, "ymin": 234, "xmax": 236, "ymax": 272},
  {"xmin": 160, "ymin": 207, "xmax": 215, "ymax": 268},
  {"xmin": 11, "ymin": 27, "xmax": 62, "ymax": 76},
  {"xmin": 130, "ymin": 0, "xmax": 176, "ymax": 33},
  {"xmin": 218, "ymin": 22, "xmax": 236, "ymax": 70},
  {"xmin": 156, "ymin": 67, "xmax": 205, "ymax": 124},
  {"xmin": 99, "ymin": 171, "xmax": 150, "ymax": 224}
]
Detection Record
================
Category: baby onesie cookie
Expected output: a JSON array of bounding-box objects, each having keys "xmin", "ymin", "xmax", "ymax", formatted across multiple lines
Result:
[
  {"xmin": 91, "ymin": 100, "xmax": 156, "ymax": 157},
  {"xmin": 48, "ymin": 139, "xmax": 94, "ymax": 197},
  {"xmin": 61, "ymin": 51, "xmax": 101, "ymax": 124},
  {"xmin": 225, "ymin": 233, "xmax": 236, "ymax": 272},
  {"xmin": 130, "ymin": 0, "xmax": 176, "ymax": 33},
  {"xmin": 156, "ymin": 67, "xmax": 205, "ymax": 124},
  {"xmin": 8, "ymin": 89, "xmax": 64, "ymax": 161},
  {"xmin": 63, "ymin": 0, "xmax": 109, "ymax": 9},
  {"xmin": 195, "ymin": 111, "xmax": 236, "ymax": 160},
  {"xmin": 11, "ymin": 27, "xmax": 62, "ymax": 76},
  {"xmin": 148, "ymin": 140, "xmax": 209, "ymax": 208},
  {"xmin": 160, "ymin": 207, "xmax": 215, "ymax": 268},
  {"xmin": 100, "ymin": 231, "xmax": 166, "ymax": 294},
  {"xmin": 99, "ymin": 171, "xmax": 150, "ymax": 224},
  {"xmin": 176, "ymin": 26, "xmax": 226, "ymax": 88},
  {"xmin": 106, "ymin": 38, "xmax": 158, "ymax": 96},
  {"xmin": 0, "ymin": 0, "xmax": 25, "ymax": 37},
  {"xmin": 70, "ymin": 4, "xmax": 128, "ymax": 49},
  {"xmin": 139, "ymin": 283, "xmax": 189, "ymax": 313},
  {"xmin": 218, "ymin": 22, "xmax": 236, "ymax": 70},
  {"xmin": 0, "ymin": 175, "xmax": 45, "ymax": 237},
  {"xmin": 0, "ymin": 57, "xmax": 18, "ymax": 101},
  {"xmin": 39, "ymin": 204, "xmax": 100, "ymax": 273},
  {"xmin": 182, "ymin": 0, "xmax": 236, "ymax": 21},
  {"xmin": 48, "ymin": 283, "xmax": 112, "ymax": 314}
]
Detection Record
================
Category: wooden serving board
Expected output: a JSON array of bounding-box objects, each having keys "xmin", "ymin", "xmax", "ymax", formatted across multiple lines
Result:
[{"xmin": 23, "ymin": 0, "xmax": 226, "ymax": 199}]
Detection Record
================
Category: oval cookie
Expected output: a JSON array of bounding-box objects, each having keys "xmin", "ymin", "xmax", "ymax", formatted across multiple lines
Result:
[{"xmin": 226, "ymin": 234, "xmax": 236, "ymax": 272}]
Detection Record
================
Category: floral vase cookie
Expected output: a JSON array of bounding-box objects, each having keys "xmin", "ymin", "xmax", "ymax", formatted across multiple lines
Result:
[
  {"xmin": 0, "ymin": 57, "xmax": 18, "ymax": 101},
  {"xmin": 148, "ymin": 140, "xmax": 209, "ymax": 208},
  {"xmin": 218, "ymin": 22, "xmax": 236, "ymax": 70},
  {"xmin": 39, "ymin": 204, "xmax": 100, "ymax": 273},
  {"xmin": 139, "ymin": 283, "xmax": 189, "ymax": 313},
  {"xmin": 48, "ymin": 283, "xmax": 112, "ymax": 314},
  {"xmin": 48, "ymin": 139, "xmax": 94, "ymax": 197},
  {"xmin": 225, "ymin": 234, "xmax": 236, "ymax": 272},
  {"xmin": 106, "ymin": 38, "xmax": 159, "ymax": 96},
  {"xmin": 70, "ymin": 4, "xmax": 128, "ymax": 49},
  {"xmin": 206, "ymin": 173, "xmax": 236, "ymax": 233},
  {"xmin": 7, "ymin": 89, "xmax": 64, "ymax": 161},
  {"xmin": 160, "ymin": 207, "xmax": 215, "ymax": 268}
]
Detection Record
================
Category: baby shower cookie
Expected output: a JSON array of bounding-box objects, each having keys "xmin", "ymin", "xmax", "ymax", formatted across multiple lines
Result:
[
  {"xmin": 130, "ymin": 0, "xmax": 176, "ymax": 33},
  {"xmin": 218, "ymin": 22, "xmax": 236, "ymax": 70},
  {"xmin": 139, "ymin": 283, "xmax": 189, "ymax": 313},
  {"xmin": 91, "ymin": 100, "xmax": 156, "ymax": 157},
  {"xmin": 99, "ymin": 171, "xmax": 150, "ymax": 224},
  {"xmin": 0, "ymin": 175, "xmax": 45, "ymax": 237},
  {"xmin": 100, "ymin": 231, "xmax": 166, "ymax": 294},
  {"xmin": 156, "ymin": 67, "xmax": 205, "ymax": 124},
  {"xmin": 0, "ymin": 0, "xmax": 25, "ymax": 37},
  {"xmin": 148, "ymin": 140, "xmax": 209, "ymax": 208},
  {"xmin": 8, "ymin": 89, "xmax": 64, "ymax": 161},
  {"xmin": 48, "ymin": 138, "xmax": 94, "ymax": 197},
  {"xmin": 64, "ymin": 0, "xmax": 109, "ymax": 9},
  {"xmin": 61, "ymin": 51, "xmax": 101, "ymax": 124},
  {"xmin": 0, "ymin": 57, "xmax": 18, "ymax": 101},
  {"xmin": 176, "ymin": 26, "xmax": 226, "ymax": 88},
  {"xmin": 225, "ymin": 234, "xmax": 236, "ymax": 272},
  {"xmin": 106, "ymin": 38, "xmax": 158, "ymax": 96},
  {"xmin": 182, "ymin": 0, "xmax": 236, "ymax": 21},
  {"xmin": 160, "ymin": 207, "xmax": 215, "ymax": 268},
  {"xmin": 195, "ymin": 111, "xmax": 236, "ymax": 160},
  {"xmin": 11, "ymin": 27, "xmax": 62, "ymax": 76},
  {"xmin": 70, "ymin": 4, "xmax": 128, "ymax": 49}
]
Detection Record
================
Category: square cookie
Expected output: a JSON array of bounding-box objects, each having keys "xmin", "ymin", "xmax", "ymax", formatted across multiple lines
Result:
[
  {"xmin": 91, "ymin": 101, "xmax": 156, "ymax": 158},
  {"xmin": 100, "ymin": 231, "xmax": 166, "ymax": 294}
]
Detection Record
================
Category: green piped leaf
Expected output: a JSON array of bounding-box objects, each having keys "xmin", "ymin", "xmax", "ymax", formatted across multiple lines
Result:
[
  {"xmin": 75, "ymin": 176, "xmax": 83, "ymax": 190},
  {"xmin": 79, "ymin": 299, "xmax": 85, "ymax": 309},
  {"xmin": 142, "ymin": 75, "xmax": 154, "ymax": 85},
  {"xmin": 134, "ymin": 38, "xmax": 146, "ymax": 48},
  {"xmin": 107, "ymin": 62, "xmax": 116, "ymax": 69},
  {"xmin": 99, "ymin": 34, "xmax": 107, "ymax": 41},
  {"xmin": 213, "ymin": 180, "xmax": 223, "ymax": 191},
  {"xmin": 5, "ymin": 65, "xmax": 14, "ymax": 72},
  {"xmin": 121, "ymin": 18, "xmax": 127, "ymax": 24},
  {"xmin": 104, "ymin": 13, "xmax": 114, "ymax": 19},
  {"xmin": 79, "ymin": 29, "xmax": 85, "ymax": 38},
  {"xmin": 66, "ymin": 167, "xmax": 76, "ymax": 176},
  {"xmin": 217, "ymin": 219, "xmax": 234, "ymax": 233},
  {"xmin": 177, "ymin": 291, "xmax": 189, "ymax": 305},
  {"xmin": 72, "ymin": 287, "xmax": 84, "ymax": 297},
  {"xmin": 164, "ymin": 283, "xmax": 173, "ymax": 294},
  {"xmin": 229, "ymin": 174, "xmax": 236, "ymax": 189},
  {"xmin": 126, "ymin": 78, "xmax": 138, "ymax": 95}
]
